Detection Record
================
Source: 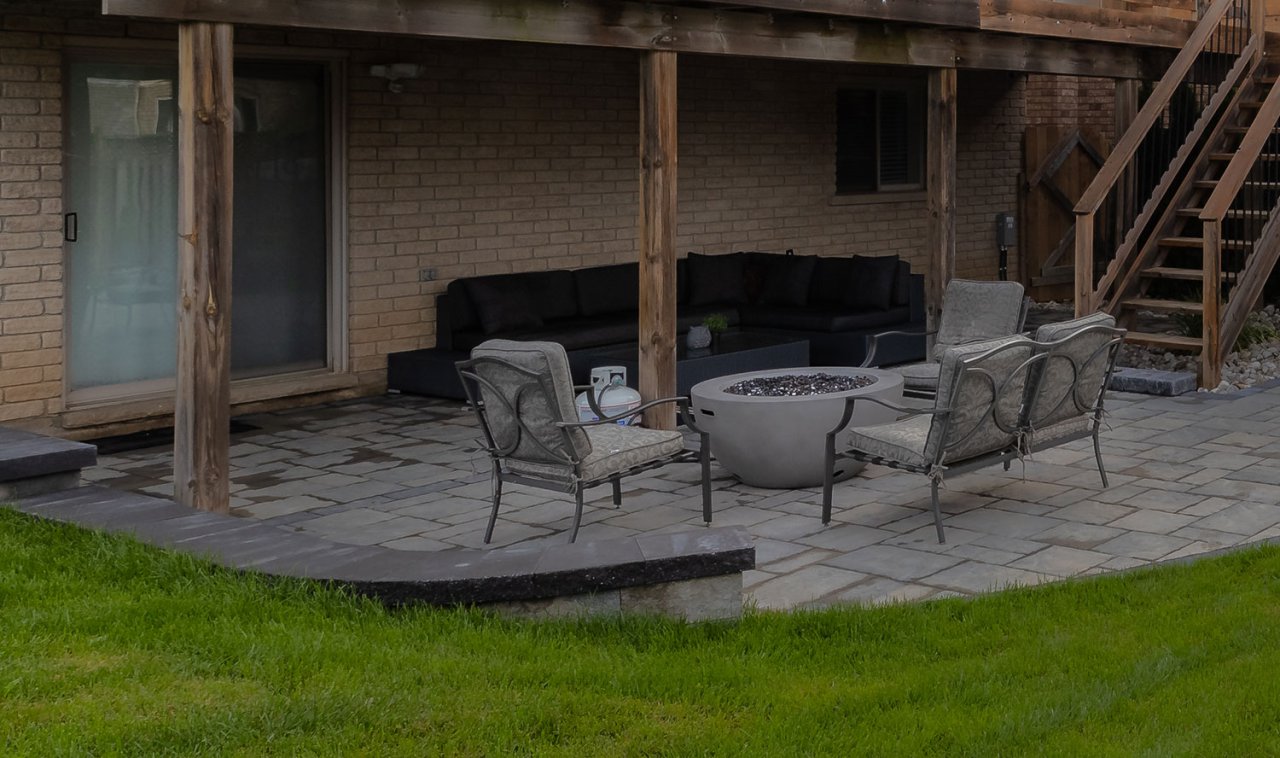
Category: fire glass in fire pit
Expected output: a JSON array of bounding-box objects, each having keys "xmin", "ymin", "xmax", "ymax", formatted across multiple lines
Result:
[{"xmin": 724, "ymin": 372, "xmax": 875, "ymax": 397}]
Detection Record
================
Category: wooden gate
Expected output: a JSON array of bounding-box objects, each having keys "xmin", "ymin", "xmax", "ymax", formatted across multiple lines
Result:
[{"xmin": 1021, "ymin": 125, "xmax": 1109, "ymax": 301}]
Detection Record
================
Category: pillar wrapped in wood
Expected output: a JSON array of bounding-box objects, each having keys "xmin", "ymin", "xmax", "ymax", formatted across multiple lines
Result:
[
  {"xmin": 638, "ymin": 50, "xmax": 678, "ymax": 430},
  {"xmin": 927, "ymin": 67, "xmax": 957, "ymax": 331},
  {"xmin": 175, "ymin": 22, "xmax": 234, "ymax": 512}
]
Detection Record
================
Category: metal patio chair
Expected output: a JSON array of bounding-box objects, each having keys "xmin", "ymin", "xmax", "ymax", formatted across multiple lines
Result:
[
  {"xmin": 456, "ymin": 339, "xmax": 712, "ymax": 543},
  {"xmin": 826, "ymin": 317, "xmax": 1124, "ymax": 543},
  {"xmin": 861, "ymin": 279, "xmax": 1030, "ymax": 398}
]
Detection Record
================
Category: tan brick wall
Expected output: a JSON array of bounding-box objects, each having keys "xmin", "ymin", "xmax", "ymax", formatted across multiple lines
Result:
[
  {"xmin": 0, "ymin": 17, "xmax": 66, "ymax": 423},
  {"xmin": 0, "ymin": 3, "xmax": 1041, "ymax": 426},
  {"xmin": 1026, "ymin": 74, "xmax": 1117, "ymax": 147}
]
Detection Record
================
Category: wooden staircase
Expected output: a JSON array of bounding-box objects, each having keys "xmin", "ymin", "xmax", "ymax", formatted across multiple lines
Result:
[{"xmin": 1074, "ymin": 0, "xmax": 1280, "ymax": 386}]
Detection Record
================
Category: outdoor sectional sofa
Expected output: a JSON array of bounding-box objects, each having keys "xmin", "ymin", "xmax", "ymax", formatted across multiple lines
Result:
[{"xmin": 387, "ymin": 251, "xmax": 927, "ymax": 399}]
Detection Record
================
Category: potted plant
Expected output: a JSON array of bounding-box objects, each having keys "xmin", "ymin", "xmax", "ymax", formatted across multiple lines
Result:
[{"xmin": 687, "ymin": 312, "xmax": 727, "ymax": 351}]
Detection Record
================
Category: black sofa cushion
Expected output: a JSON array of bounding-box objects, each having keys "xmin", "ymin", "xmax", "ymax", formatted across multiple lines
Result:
[
  {"xmin": 526, "ymin": 269, "xmax": 579, "ymax": 321},
  {"xmin": 687, "ymin": 253, "xmax": 747, "ymax": 306},
  {"xmin": 755, "ymin": 254, "xmax": 816, "ymax": 307},
  {"xmin": 809, "ymin": 256, "xmax": 853, "ymax": 306},
  {"xmin": 893, "ymin": 260, "xmax": 911, "ymax": 307},
  {"xmin": 575, "ymin": 263, "xmax": 639, "ymax": 316},
  {"xmin": 739, "ymin": 305, "xmax": 910, "ymax": 333},
  {"xmin": 847, "ymin": 255, "xmax": 898, "ymax": 311},
  {"xmin": 462, "ymin": 276, "xmax": 544, "ymax": 334}
]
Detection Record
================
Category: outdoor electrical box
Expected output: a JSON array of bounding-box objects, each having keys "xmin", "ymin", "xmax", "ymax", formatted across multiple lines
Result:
[
  {"xmin": 995, "ymin": 213, "xmax": 1016, "ymax": 247},
  {"xmin": 995, "ymin": 212, "xmax": 1015, "ymax": 281}
]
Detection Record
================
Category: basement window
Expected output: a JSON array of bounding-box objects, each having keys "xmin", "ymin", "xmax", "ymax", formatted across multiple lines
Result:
[{"xmin": 836, "ymin": 82, "xmax": 925, "ymax": 194}]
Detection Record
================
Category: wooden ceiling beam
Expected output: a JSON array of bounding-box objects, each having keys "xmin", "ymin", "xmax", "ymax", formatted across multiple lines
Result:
[
  {"xmin": 102, "ymin": 0, "xmax": 1171, "ymax": 78},
  {"xmin": 980, "ymin": 0, "xmax": 1195, "ymax": 49},
  {"xmin": 686, "ymin": 0, "xmax": 983, "ymax": 29}
]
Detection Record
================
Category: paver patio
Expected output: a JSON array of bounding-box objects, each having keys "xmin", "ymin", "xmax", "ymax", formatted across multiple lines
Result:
[{"xmin": 83, "ymin": 383, "xmax": 1280, "ymax": 610}]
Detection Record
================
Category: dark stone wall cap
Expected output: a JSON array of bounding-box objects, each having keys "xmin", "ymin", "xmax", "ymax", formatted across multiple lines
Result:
[{"xmin": 0, "ymin": 427, "xmax": 97, "ymax": 482}]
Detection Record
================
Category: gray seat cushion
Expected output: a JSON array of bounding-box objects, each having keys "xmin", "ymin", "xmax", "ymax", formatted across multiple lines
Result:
[
  {"xmin": 932, "ymin": 279, "xmax": 1027, "ymax": 360},
  {"xmin": 507, "ymin": 424, "xmax": 684, "ymax": 482},
  {"xmin": 470, "ymin": 340, "xmax": 591, "ymax": 464},
  {"xmin": 928, "ymin": 334, "xmax": 1036, "ymax": 465},
  {"xmin": 1029, "ymin": 312, "xmax": 1119, "ymax": 432},
  {"xmin": 894, "ymin": 361, "xmax": 941, "ymax": 391},
  {"xmin": 846, "ymin": 415, "xmax": 933, "ymax": 469}
]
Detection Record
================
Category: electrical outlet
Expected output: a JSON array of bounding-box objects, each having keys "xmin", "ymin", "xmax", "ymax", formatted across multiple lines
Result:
[{"xmin": 419, "ymin": 268, "xmax": 438, "ymax": 282}]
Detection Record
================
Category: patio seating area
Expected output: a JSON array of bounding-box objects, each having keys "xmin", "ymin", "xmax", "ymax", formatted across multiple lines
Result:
[{"xmin": 83, "ymin": 381, "xmax": 1280, "ymax": 611}]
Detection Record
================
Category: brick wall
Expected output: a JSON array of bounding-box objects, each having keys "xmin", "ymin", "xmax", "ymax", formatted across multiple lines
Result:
[
  {"xmin": 1026, "ymin": 74, "xmax": 1117, "ymax": 147},
  {"xmin": 0, "ymin": 2, "xmax": 1043, "ymax": 427},
  {"xmin": 0, "ymin": 14, "xmax": 66, "ymax": 423}
]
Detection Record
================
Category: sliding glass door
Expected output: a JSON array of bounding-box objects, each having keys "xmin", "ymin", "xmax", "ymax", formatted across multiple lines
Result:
[{"xmin": 65, "ymin": 55, "xmax": 335, "ymax": 402}]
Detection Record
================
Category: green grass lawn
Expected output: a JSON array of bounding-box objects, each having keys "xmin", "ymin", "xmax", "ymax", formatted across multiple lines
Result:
[{"xmin": 4, "ymin": 508, "xmax": 1280, "ymax": 756}]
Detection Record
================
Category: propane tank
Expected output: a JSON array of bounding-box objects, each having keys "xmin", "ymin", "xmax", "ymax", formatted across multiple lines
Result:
[{"xmin": 575, "ymin": 366, "xmax": 643, "ymax": 425}]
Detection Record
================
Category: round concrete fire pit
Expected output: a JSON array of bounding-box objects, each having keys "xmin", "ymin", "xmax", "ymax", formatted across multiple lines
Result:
[{"xmin": 690, "ymin": 367, "xmax": 904, "ymax": 489}]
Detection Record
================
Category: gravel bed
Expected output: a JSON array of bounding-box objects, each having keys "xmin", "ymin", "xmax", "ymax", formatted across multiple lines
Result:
[{"xmin": 1029, "ymin": 301, "xmax": 1280, "ymax": 393}]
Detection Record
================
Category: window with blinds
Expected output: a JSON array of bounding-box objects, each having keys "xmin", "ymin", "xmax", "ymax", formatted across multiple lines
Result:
[{"xmin": 836, "ymin": 82, "xmax": 925, "ymax": 194}]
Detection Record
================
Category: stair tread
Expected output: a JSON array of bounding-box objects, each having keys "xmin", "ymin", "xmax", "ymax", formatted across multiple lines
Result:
[
  {"xmin": 1209, "ymin": 152, "xmax": 1280, "ymax": 160},
  {"xmin": 1177, "ymin": 207, "xmax": 1272, "ymax": 217},
  {"xmin": 1124, "ymin": 332, "xmax": 1203, "ymax": 351},
  {"xmin": 1160, "ymin": 236, "xmax": 1253, "ymax": 248},
  {"xmin": 1194, "ymin": 180, "xmax": 1280, "ymax": 189},
  {"xmin": 1121, "ymin": 297, "xmax": 1204, "ymax": 313},
  {"xmin": 1141, "ymin": 266, "xmax": 1220, "ymax": 280}
]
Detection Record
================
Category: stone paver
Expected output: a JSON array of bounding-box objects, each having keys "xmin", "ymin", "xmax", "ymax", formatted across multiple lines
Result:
[{"xmin": 85, "ymin": 387, "xmax": 1280, "ymax": 611}]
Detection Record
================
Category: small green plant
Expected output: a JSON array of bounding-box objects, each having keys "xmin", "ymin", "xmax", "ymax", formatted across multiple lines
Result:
[
  {"xmin": 1172, "ymin": 310, "xmax": 1278, "ymax": 352},
  {"xmin": 703, "ymin": 312, "xmax": 729, "ymax": 335}
]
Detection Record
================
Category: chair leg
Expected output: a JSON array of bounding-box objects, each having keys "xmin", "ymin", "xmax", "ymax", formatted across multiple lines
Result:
[
  {"xmin": 569, "ymin": 487, "xmax": 586, "ymax": 543},
  {"xmin": 484, "ymin": 465, "xmax": 503, "ymax": 544},
  {"xmin": 611, "ymin": 476, "xmax": 622, "ymax": 507},
  {"xmin": 700, "ymin": 433, "xmax": 713, "ymax": 525},
  {"xmin": 931, "ymin": 478, "xmax": 946, "ymax": 544},
  {"xmin": 1093, "ymin": 430, "xmax": 1109, "ymax": 488}
]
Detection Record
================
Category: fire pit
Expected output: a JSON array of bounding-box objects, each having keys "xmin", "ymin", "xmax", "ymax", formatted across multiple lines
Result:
[{"xmin": 690, "ymin": 366, "xmax": 904, "ymax": 488}]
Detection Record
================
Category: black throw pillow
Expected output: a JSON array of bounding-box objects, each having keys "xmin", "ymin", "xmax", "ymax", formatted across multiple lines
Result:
[
  {"xmin": 809, "ymin": 256, "xmax": 853, "ymax": 306},
  {"xmin": 756, "ymin": 255, "xmax": 817, "ymax": 307},
  {"xmin": 892, "ymin": 260, "xmax": 911, "ymax": 307},
  {"xmin": 845, "ymin": 255, "xmax": 899, "ymax": 311},
  {"xmin": 463, "ymin": 276, "xmax": 544, "ymax": 334},
  {"xmin": 687, "ymin": 252, "xmax": 747, "ymax": 306}
]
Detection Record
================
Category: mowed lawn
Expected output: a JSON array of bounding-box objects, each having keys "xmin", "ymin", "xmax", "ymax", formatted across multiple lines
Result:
[{"xmin": 4, "ymin": 509, "xmax": 1280, "ymax": 756}]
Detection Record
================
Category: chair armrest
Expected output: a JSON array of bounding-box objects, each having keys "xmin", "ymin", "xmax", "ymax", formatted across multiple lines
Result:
[
  {"xmin": 825, "ymin": 394, "xmax": 944, "ymax": 436},
  {"xmin": 861, "ymin": 329, "xmax": 936, "ymax": 368},
  {"xmin": 560, "ymin": 396, "xmax": 687, "ymax": 428}
]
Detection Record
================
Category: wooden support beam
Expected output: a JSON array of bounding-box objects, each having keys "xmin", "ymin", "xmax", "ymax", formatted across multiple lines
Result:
[
  {"xmin": 638, "ymin": 50, "xmax": 678, "ymax": 431},
  {"xmin": 102, "ymin": 0, "xmax": 1171, "ymax": 79},
  {"xmin": 926, "ymin": 67, "xmax": 957, "ymax": 332},
  {"xmin": 175, "ymin": 22, "xmax": 234, "ymax": 513},
  {"xmin": 1202, "ymin": 220, "xmax": 1223, "ymax": 388},
  {"xmin": 1075, "ymin": 212, "xmax": 1094, "ymax": 317}
]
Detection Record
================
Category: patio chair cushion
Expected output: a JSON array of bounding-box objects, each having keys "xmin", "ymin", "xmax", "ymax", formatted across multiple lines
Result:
[
  {"xmin": 507, "ymin": 424, "xmax": 684, "ymax": 482},
  {"xmin": 932, "ymin": 279, "xmax": 1026, "ymax": 360},
  {"xmin": 1029, "ymin": 313, "xmax": 1119, "ymax": 431},
  {"xmin": 894, "ymin": 361, "xmax": 941, "ymax": 391},
  {"xmin": 687, "ymin": 252, "xmax": 747, "ymax": 306},
  {"xmin": 470, "ymin": 340, "xmax": 591, "ymax": 464},
  {"xmin": 1026, "ymin": 416, "xmax": 1092, "ymax": 452},
  {"xmin": 928, "ymin": 334, "xmax": 1036, "ymax": 464},
  {"xmin": 845, "ymin": 414, "xmax": 933, "ymax": 469}
]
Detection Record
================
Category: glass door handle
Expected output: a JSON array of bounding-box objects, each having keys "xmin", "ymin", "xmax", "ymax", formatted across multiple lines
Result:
[{"xmin": 63, "ymin": 212, "xmax": 77, "ymax": 242}]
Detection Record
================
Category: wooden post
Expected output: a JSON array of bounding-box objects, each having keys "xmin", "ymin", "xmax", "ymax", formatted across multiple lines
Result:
[
  {"xmin": 926, "ymin": 67, "xmax": 957, "ymax": 333},
  {"xmin": 638, "ymin": 50, "xmax": 678, "ymax": 430},
  {"xmin": 1252, "ymin": 0, "xmax": 1266, "ymax": 66},
  {"xmin": 1202, "ymin": 220, "xmax": 1223, "ymax": 388},
  {"xmin": 1075, "ymin": 212, "xmax": 1094, "ymax": 316},
  {"xmin": 175, "ymin": 22, "xmax": 234, "ymax": 513}
]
